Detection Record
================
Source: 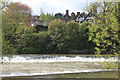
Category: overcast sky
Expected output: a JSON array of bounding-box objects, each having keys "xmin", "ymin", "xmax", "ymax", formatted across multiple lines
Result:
[{"xmin": 12, "ymin": 0, "xmax": 91, "ymax": 15}]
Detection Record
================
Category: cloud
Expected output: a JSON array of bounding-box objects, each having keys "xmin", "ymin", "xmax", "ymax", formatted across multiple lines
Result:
[{"xmin": 12, "ymin": 0, "xmax": 89, "ymax": 15}]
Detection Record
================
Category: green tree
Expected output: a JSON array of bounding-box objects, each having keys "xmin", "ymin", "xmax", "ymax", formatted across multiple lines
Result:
[
  {"xmin": 54, "ymin": 13, "xmax": 63, "ymax": 19},
  {"xmin": 48, "ymin": 19, "xmax": 65, "ymax": 53},
  {"xmin": 79, "ymin": 22, "xmax": 95, "ymax": 50},
  {"xmin": 2, "ymin": 2, "xmax": 33, "ymax": 54},
  {"xmin": 48, "ymin": 20, "xmax": 94, "ymax": 53},
  {"xmin": 0, "ymin": 0, "xmax": 11, "ymax": 54},
  {"xmin": 62, "ymin": 21, "xmax": 80, "ymax": 52},
  {"xmin": 14, "ymin": 26, "xmax": 35, "ymax": 53},
  {"xmin": 22, "ymin": 32, "xmax": 49, "ymax": 54},
  {"xmin": 88, "ymin": 2, "xmax": 120, "ymax": 56},
  {"xmin": 39, "ymin": 9, "xmax": 54, "ymax": 23}
]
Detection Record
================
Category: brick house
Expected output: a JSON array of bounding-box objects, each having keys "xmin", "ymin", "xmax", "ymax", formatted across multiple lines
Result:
[{"xmin": 62, "ymin": 10, "xmax": 94, "ymax": 23}]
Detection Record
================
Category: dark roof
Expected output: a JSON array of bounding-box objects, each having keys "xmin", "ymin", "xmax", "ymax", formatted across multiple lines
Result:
[{"xmin": 32, "ymin": 16, "xmax": 43, "ymax": 22}]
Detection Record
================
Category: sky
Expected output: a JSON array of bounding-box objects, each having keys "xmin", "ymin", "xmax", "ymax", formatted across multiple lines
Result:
[{"xmin": 12, "ymin": 0, "xmax": 91, "ymax": 15}]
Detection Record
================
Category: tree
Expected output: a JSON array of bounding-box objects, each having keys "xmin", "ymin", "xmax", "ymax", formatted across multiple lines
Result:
[
  {"xmin": 78, "ymin": 22, "xmax": 95, "ymax": 50},
  {"xmin": 87, "ymin": 2, "xmax": 120, "ymax": 56},
  {"xmin": 48, "ymin": 19, "xmax": 65, "ymax": 53},
  {"xmin": 22, "ymin": 32, "xmax": 49, "ymax": 54},
  {"xmin": 62, "ymin": 21, "xmax": 80, "ymax": 52},
  {"xmin": 0, "ymin": 0, "xmax": 10, "ymax": 54},
  {"xmin": 2, "ymin": 2, "xmax": 33, "ymax": 54},
  {"xmin": 48, "ymin": 20, "xmax": 95, "ymax": 53},
  {"xmin": 4, "ymin": 2, "xmax": 32, "ymax": 26},
  {"xmin": 39, "ymin": 9, "xmax": 54, "ymax": 23},
  {"xmin": 54, "ymin": 13, "xmax": 63, "ymax": 19}
]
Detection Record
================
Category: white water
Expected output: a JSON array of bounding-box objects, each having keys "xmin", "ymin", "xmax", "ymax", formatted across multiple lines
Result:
[
  {"xmin": 0, "ymin": 55, "xmax": 119, "ymax": 77},
  {"xmin": 0, "ymin": 55, "xmax": 118, "ymax": 63}
]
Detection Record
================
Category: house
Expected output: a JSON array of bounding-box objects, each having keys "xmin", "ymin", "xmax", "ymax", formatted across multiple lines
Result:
[
  {"xmin": 31, "ymin": 16, "xmax": 44, "ymax": 26},
  {"xmin": 62, "ymin": 10, "xmax": 94, "ymax": 23},
  {"xmin": 31, "ymin": 15, "xmax": 48, "ymax": 32}
]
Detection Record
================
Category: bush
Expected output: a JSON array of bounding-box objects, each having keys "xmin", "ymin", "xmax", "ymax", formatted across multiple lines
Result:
[
  {"xmin": 79, "ymin": 22, "xmax": 95, "ymax": 50},
  {"xmin": 48, "ymin": 19, "xmax": 66, "ymax": 53},
  {"xmin": 63, "ymin": 21, "xmax": 80, "ymax": 52},
  {"xmin": 2, "ymin": 25, "xmax": 35, "ymax": 54},
  {"xmin": 48, "ymin": 20, "xmax": 95, "ymax": 54},
  {"xmin": 22, "ymin": 32, "xmax": 50, "ymax": 54},
  {"xmin": 35, "ymin": 25, "xmax": 48, "ymax": 33},
  {"xmin": 16, "ymin": 26, "xmax": 35, "ymax": 34}
]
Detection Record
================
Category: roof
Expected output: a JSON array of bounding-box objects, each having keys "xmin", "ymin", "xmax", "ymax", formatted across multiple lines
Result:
[{"xmin": 32, "ymin": 16, "xmax": 43, "ymax": 22}]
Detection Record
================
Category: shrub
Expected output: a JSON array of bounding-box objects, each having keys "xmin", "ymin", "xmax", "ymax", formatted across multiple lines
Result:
[
  {"xmin": 48, "ymin": 19, "xmax": 66, "ymax": 53},
  {"xmin": 63, "ymin": 21, "xmax": 80, "ymax": 52},
  {"xmin": 22, "ymin": 32, "xmax": 49, "ymax": 54}
]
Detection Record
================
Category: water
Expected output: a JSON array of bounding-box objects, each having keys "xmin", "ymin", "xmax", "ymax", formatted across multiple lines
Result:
[
  {"xmin": 1, "ymin": 54, "xmax": 118, "ymax": 62},
  {"xmin": 1, "ymin": 71, "xmax": 119, "ymax": 79},
  {"xmin": 0, "ymin": 54, "xmax": 119, "ymax": 78}
]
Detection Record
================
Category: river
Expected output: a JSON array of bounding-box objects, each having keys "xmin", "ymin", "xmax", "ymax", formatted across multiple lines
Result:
[{"xmin": 0, "ymin": 54, "xmax": 119, "ymax": 79}]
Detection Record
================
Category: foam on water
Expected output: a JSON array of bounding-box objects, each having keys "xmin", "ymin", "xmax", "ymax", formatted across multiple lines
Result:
[
  {"xmin": 0, "ymin": 55, "xmax": 118, "ymax": 62},
  {"xmin": 0, "ymin": 55, "xmax": 119, "ymax": 78}
]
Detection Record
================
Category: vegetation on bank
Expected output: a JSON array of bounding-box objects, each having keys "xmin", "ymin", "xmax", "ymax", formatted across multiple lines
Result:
[
  {"xmin": 87, "ymin": 2, "xmax": 120, "ymax": 57},
  {"xmin": 1, "ymin": 1, "xmax": 120, "ymax": 57}
]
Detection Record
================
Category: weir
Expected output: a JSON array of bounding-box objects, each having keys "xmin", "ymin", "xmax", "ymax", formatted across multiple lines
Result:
[
  {"xmin": 1, "ymin": 54, "xmax": 118, "ymax": 62},
  {"xmin": 0, "ymin": 54, "xmax": 119, "ymax": 78}
]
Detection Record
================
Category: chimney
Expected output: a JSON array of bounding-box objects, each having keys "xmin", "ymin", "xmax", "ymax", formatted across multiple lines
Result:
[
  {"xmin": 77, "ymin": 12, "xmax": 80, "ymax": 17},
  {"xmin": 66, "ymin": 10, "xmax": 69, "ymax": 16},
  {"xmin": 65, "ymin": 10, "xmax": 70, "ymax": 21},
  {"xmin": 71, "ymin": 12, "xmax": 75, "ymax": 20}
]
